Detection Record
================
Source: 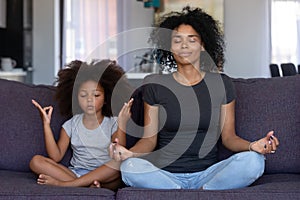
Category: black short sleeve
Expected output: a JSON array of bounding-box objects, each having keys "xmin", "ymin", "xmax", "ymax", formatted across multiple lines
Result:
[
  {"xmin": 221, "ymin": 73, "xmax": 236, "ymax": 104},
  {"xmin": 142, "ymin": 74, "xmax": 161, "ymax": 105}
]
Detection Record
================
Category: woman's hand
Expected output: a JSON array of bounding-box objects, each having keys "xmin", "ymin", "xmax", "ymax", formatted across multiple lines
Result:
[
  {"xmin": 117, "ymin": 98, "xmax": 134, "ymax": 132},
  {"xmin": 109, "ymin": 138, "xmax": 133, "ymax": 162},
  {"xmin": 32, "ymin": 99, "xmax": 53, "ymax": 124},
  {"xmin": 250, "ymin": 131, "xmax": 279, "ymax": 154}
]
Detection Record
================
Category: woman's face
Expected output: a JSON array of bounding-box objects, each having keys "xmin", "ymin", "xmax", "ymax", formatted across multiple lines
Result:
[
  {"xmin": 78, "ymin": 80, "xmax": 105, "ymax": 116},
  {"xmin": 170, "ymin": 24, "xmax": 204, "ymax": 68}
]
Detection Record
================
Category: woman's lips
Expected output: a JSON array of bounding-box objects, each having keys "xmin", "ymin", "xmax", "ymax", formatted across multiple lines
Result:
[{"xmin": 177, "ymin": 52, "xmax": 192, "ymax": 57}]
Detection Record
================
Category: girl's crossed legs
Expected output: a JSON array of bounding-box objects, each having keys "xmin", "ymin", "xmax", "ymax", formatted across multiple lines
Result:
[
  {"xmin": 30, "ymin": 155, "xmax": 122, "ymax": 190},
  {"xmin": 30, "ymin": 155, "xmax": 78, "ymax": 183}
]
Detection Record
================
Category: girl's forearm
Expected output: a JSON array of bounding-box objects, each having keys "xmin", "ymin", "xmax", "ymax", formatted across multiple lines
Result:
[{"xmin": 43, "ymin": 124, "xmax": 62, "ymax": 161}]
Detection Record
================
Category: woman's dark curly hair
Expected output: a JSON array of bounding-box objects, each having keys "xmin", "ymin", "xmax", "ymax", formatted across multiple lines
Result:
[
  {"xmin": 149, "ymin": 6, "xmax": 225, "ymax": 72},
  {"xmin": 55, "ymin": 59, "xmax": 128, "ymax": 118}
]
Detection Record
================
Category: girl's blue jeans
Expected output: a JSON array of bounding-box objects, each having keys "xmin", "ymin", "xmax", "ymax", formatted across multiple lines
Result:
[{"xmin": 120, "ymin": 151, "xmax": 265, "ymax": 190}]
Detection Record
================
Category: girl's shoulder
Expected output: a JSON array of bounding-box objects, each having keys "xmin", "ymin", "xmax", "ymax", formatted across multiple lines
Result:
[
  {"xmin": 64, "ymin": 113, "xmax": 83, "ymax": 125},
  {"xmin": 102, "ymin": 116, "xmax": 118, "ymax": 125},
  {"xmin": 62, "ymin": 114, "xmax": 84, "ymax": 137},
  {"xmin": 101, "ymin": 116, "xmax": 118, "ymax": 134}
]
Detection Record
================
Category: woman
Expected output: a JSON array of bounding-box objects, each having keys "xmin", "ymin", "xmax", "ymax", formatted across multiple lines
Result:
[{"xmin": 110, "ymin": 6, "xmax": 279, "ymax": 190}]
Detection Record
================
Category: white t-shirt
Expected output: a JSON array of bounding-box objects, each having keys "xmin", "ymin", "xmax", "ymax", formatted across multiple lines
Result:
[{"xmin": 62, "ymin": 114, "xmax": 118, "ymax": 170}]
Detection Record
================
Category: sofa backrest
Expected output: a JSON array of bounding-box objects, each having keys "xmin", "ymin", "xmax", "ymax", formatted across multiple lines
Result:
[
  {"xmin": 0, "ymin": 78, "xmax": 71, "ymax": 172},
  {"xmin": 128, "ymin": 75, "xmax": 300, "ymax": 175},
  {"xmin": 230, "ymin": 75, "xmax": 300, "ymax": 174},
  {"xmin": 1, "ymin": 74, "xmax": 299, "ymax": 174}
]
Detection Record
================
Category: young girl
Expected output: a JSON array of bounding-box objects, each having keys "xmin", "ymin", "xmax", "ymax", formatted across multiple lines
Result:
[{"xmin": 30, "ymin": 59, "xmax": 133, "ymax": 191}]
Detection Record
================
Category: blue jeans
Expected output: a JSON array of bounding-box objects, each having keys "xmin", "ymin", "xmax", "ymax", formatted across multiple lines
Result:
[{"xmin": 121, "ymin": 151, "xmax": 265, "ymax": 190}]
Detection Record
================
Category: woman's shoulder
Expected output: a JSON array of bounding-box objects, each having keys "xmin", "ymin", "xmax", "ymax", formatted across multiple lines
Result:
[
  {"xmin": 220, "ymin": 72, "xmax": 232, "ymax": 79},
  {"xmin": 207, "ymin": 72, "xmax": 236, "ymax": 102},
  {"xmin": 143, "ymin": 73, "xmax": 160, "ymax": 83},
  {"xmin": 205, "ymin": 71, "xmax": 231, "ymax": 78},
  {"xmin": 205, "ymin": 72, "xmax": 233, "ymax": 83},
  {"xmin": 143, "ymin": 73, "xmax": 173, "ymax": 85},
  {"xmin": 144, "ymin": 73, "xmax": 171, "ymax": 80}
]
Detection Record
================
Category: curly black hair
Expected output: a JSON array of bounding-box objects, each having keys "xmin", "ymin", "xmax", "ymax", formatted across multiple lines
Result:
[
  {"xmin": 149, "ymin": 6, "xmax": 225, "ymax": 72},
  {"xmin": 55, "ymin": 59, "xmax": 132, "ymax": 118}
]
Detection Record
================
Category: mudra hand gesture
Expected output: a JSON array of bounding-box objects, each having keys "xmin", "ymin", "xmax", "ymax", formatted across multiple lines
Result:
[
  {"xmin": 249, "ymin": 131, "xmax": 279, "ymax": 154},
  {"xmin": 109, "ymin": 139, "xmax": 133, "ymax": 162},
  {"xmin": 32, "ymin": 99, "xmax": 53, "ymax": 124}
]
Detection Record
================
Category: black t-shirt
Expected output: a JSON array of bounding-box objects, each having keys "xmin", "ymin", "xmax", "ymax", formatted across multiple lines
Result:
[{"xmin": 142, "ymin": 72, "xmax": 236, "ymax": 173}]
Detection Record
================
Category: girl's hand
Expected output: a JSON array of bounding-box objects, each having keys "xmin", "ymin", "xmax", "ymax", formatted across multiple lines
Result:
[
  {"xmin": 109, "ymin": 138, "xmax": 133, "ymax": 162},
  {"xmin": 32, "ymin": 99, "xmax": 53, "ymax": 124},
  {"xmin": 250, "ymin": 131, "xmax": 279, "ymax": 154},
  {"xmin": 118, "ymin": 98, "xmax": 134, "ymax": 132}
]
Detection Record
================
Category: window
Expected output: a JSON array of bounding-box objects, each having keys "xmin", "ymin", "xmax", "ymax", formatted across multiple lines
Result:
[
  {"xmin": 271, "ymin": 0, "xmax": 300, "ymax": 64},
  {"xmin": 62, "ymin": 0, "xmax": 117, "ymax": 65}
]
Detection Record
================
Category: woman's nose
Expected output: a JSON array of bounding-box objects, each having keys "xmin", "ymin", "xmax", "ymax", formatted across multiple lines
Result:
[{"xmin": 181, "ymin": 39, "xmax": 188, "ymax": 48}]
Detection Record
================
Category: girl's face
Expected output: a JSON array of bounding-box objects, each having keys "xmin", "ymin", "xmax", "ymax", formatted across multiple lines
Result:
[
  {"xmin": 78, "ymin": 80, "xmax": 105, "ymax": 116},
  {"xmin": 170, "ymin": 24, "xmax": 204, "ymax": 68}
]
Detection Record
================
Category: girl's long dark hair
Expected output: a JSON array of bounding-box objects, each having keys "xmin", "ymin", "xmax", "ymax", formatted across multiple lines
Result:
[{"xmin": 55, "ymin": 59, "xmax": 132, "ymax": 118}]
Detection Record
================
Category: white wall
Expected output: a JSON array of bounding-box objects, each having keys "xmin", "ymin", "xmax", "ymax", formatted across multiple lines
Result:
[
  {"xmin": 32, "ymin": 0, "xmax": 60, "ymax": 85},
  {"xmin": 0, "ymin": 0, "xmax": 6, "ymax": 28},
  {"xmin": 224, "ymin": 0, "xmax": 271, "ymax": 78},
  {"xmin": 116, "ymin": 0, "xmax": 154, "ymax": 72},
  {"xmin": 32, "ymin": 0, "xmax": 271, "ymax": 85}
]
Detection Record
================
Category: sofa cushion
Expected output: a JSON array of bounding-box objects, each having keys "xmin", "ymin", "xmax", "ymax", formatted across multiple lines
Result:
[
  {"xmin": 0, "ymin": 79, "xmax": 70, "ymax": 172},
  {"xmin": 116, "ymin": 175, "xmax": 300, "ymax": 200},
  {"xmin": 0, "ymin": 170, "xmax": 115, "ymax": 200},
  {"xmin": 226, "ymin": 75, "xmax": 300, "ymax": 174}
]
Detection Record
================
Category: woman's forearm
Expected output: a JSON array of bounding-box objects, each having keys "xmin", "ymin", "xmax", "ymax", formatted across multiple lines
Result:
[
  {"xmin": 129, "ymin": 136, "xmax": 157, "ymax": 157},
  {"xmin": 222, "ymin": 135, "xmax": 249, "ymax": 152}
]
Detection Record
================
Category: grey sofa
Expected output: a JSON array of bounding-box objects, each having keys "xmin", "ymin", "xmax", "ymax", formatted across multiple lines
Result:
[{"xmin": 0, "ymin": 75, "xmax": 299, "ymax": 200}]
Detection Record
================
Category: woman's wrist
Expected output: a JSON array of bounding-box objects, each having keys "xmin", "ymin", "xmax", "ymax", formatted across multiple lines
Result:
[
  {"xmin": 129, "ymin": 151, "xmax": 134, "ymax": 158},
  {"xmin": 117, "ymin": 121, "xmax": 126, "ymax": 132},
  {"xmin": 248, "ymin": 141, "xmax": 257, "ymax": 151},
  {"xmin": 128, "ymin": 150, "xmax": 142, "ymax": 158}
]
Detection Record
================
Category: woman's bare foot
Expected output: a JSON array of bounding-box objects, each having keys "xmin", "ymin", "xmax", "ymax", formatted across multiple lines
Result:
[
  {"xmin": 37, "ymin": 174, "xmax": 61, "ymax": 186},
  {"xmin": 90, "ymin": 180, "xmax": 101, "ymax": 188}
]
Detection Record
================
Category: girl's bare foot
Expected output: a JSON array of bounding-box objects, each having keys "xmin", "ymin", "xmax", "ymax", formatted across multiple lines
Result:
[{"xmin": 37, "ymin": 174, "xmax": 61, "ymax": 186}]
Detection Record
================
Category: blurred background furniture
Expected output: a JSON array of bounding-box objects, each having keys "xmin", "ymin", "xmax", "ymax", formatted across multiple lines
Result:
[
  {"xmin": 281, "ymin": 63, "xmax": 297, "ymax": 76},
  {"xmin": 0, "ymin": 70, "xmax": 27, "ymax": 82},
  {"xmin": 270, "ymin": 64, "xmax": 280, "ymax": 77}
]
